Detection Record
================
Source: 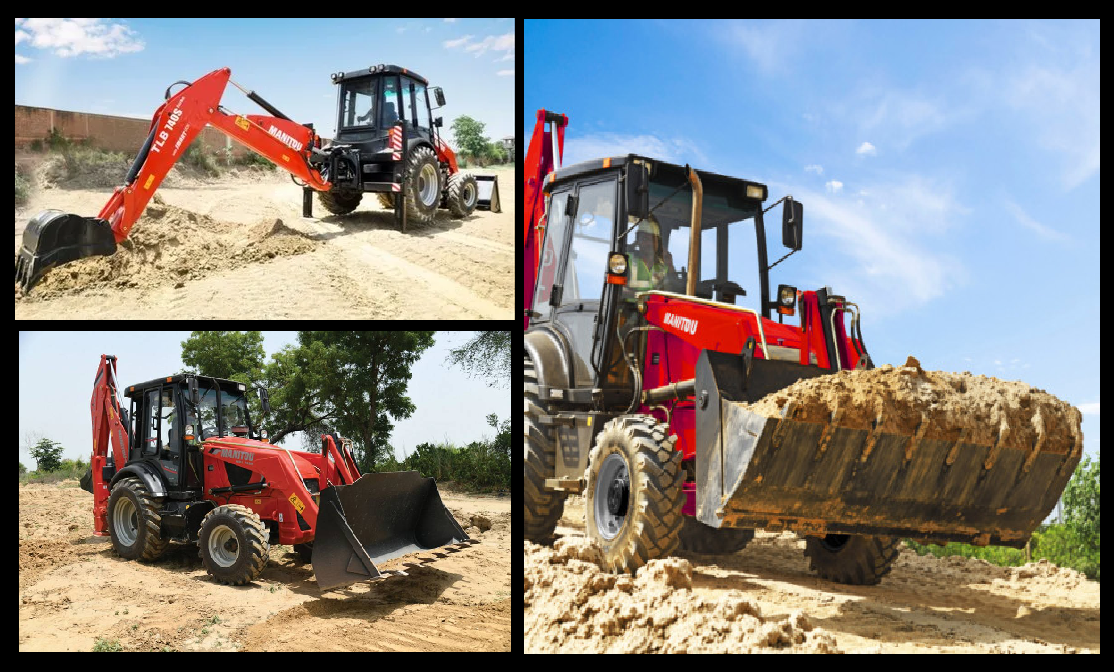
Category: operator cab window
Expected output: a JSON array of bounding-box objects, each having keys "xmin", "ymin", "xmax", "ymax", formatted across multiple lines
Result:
[
  {"xmin": 381, "ymin": 77, "xmax": 401, "ymax": 127},
  {"xmin": 143, "ymin": 389, "xmax": 159, "ymax": 456},
  {"xmin": 561, "ymin": 179, "xmax": 615, "ymax": 303},
  {"xmin": 341, "ymin": 79, "xmax": 377, "ymax": 129},
  {"xmin": 158, "ymin": 388, "xmax": 177, "ymax": 457}
]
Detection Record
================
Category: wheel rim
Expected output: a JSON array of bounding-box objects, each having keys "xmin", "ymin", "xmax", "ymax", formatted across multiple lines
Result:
[
  {"xmin": 113, "ymin": 497, "xmax": 138, "ymax": 546},
  {"xmin": 463, "ymin": 182, "xmax": 477, "ymax": 208},
  {"xmin": 418, "ymin": 163, "xmax": 438, "ymax": 206},
  {"xmin": 208, "ymin": 524, "xmax": 240, "ymax": 567},
  {"xmin": 594, "ymin": 453, "xmax": 630, "ymax": 541}
]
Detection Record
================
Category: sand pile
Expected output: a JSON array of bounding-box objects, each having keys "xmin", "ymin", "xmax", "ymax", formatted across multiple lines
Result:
[
  {"xmin": 749, "ymin": 356, "xmax": 1083, "ymax": 455},
  {"xmin": 524, "ymin": 538, "xmax": 840, "ymax": 653},
  {"xmin": 20, "ymin": 195, "xmax": 319, "ymax": 299}
]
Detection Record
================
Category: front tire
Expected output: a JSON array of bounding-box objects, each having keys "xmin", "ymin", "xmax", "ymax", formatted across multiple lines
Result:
[
  {"xmin": 523, "ymin": 353, "xmax": 567, "ymax": 542},
  {"xmin": 402, "ymin": 146, "xmax": 441, "ymax": 225},
  {"xmin": 585, "ymin": 415, "xmax": 684, "ymax": 573},
  {"xmin": 803, "ymin": 534, "xmax": 899, "ymax": 585},
  {"xmin": 199, "ymin": 504, "xmax": 270, "ymax": 585},
  {"xmin": 318, "ymin": 189, "xmax": 363, "ymax": 215},
  {"xmin": 107, "ymin": 477, "xmax": 168, "ymax": 561},
  {"xmin": 678, "ymin": 515, "xmax": 754, "ymax": 554},
  {"xmin": 445, "ymin": 172, "xmax": 478, "ymax": 218}
]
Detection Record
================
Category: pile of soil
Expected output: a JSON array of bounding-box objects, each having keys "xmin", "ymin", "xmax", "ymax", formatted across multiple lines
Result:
[
  {"xmin": 524, "ymin": 538, "xmax": 840, "ymax": 653},
  {"xmin": 19, "ymin": 195, "xmax": 319, "ymax": 300},
  {"xmin": 749, "ymin": 356, "xmax": 1083, "ymax": 454}
]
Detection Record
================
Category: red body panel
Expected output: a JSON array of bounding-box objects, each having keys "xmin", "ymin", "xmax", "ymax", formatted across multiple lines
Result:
[
  {"xmin": 89, "ymin": 355, "xmax": 130, "ymax": 536},
  {"xmin": 434, "ymin": 136, "xmax": 460, "ymax": 173}
]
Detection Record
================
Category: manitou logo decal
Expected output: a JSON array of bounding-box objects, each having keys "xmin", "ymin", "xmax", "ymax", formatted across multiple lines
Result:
[
  {"xmin": 663, "ymin": 312, "xmax": 698, "ymax": 335},
  {"xmin": 214, "ymin": 448, "xmax": 254, "ymax": 463},
  {"xmin": 267, "ymin": 125, "xmax": 304, "ymax": 151}
]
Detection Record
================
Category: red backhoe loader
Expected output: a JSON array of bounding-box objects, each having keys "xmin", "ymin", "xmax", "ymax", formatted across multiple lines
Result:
[
  {"xmin": 15, "ymin": 64, "xmax": 500, "ymax": 292},
  {"xmin": 522, "ymin": 109, "xmax": 1082, "ymax": 584},
  {"xmin": 81, "ymin": 354, "xmax": 475, "ymax": 590}
]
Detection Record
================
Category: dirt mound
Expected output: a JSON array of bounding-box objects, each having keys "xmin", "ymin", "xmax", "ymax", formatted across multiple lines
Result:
[
  {"xmin": 18, "ymin": 195, "xmax": 319, "ymax": 300},
  {"xmin": 524, "ymin": 540, "xmax": 840, "ymax": 653},
  {"xmin": 749, "ymin": 356, "xmax": 1083, "ymax": 454}
]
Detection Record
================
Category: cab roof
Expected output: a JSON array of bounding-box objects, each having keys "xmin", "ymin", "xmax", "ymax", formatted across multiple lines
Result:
[
  {"xmin": 331, "ymin": 64, "xmax": 429, "ymax": 86},
  {"xmin": 124, "ymin": 374, "xmax": 245, "ymax": 399},
  {"xmin": 542, "ymin": 154, "xmax": 769, "ymax": 202}
]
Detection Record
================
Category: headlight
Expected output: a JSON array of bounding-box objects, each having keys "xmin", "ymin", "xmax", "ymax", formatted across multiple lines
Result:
[
  {"xmin": 237, "ymin": 383, "xmax": 246, "ymax": 391},
  {"xmin": 260, "ymin": 429, "xmax": 269, "ymax": 440},
  {"xmin": 746, "ymin": 184, "xmax": 765, "ymax": 199},
  {"xmin": 609, "ymin": 253, "xmax": 627, "ymax": 275}
]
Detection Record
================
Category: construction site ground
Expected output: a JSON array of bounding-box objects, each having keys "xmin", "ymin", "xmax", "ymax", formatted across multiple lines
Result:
[
  {"xmin": 525, "ymin": 495, "xmax": 1100, "ymax": 653},
  {"xmin": 19, "ymin": 479, "xmax": 511, "ymax": 652},
  {"xmin": 14, "ymin": 156, "xmax": 514, "ymax": 319}
]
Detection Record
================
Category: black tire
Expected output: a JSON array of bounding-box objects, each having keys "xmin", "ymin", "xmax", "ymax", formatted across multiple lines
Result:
[
  {"xmin": 585, "ymin": 415, "xmax": 684, "ymax": 573},
  {"xmin": 107, "ymin": 477, "xmax": 168, "ymax": 561},
  {"xmin": 199, "ymin": 504, "xmax": 269, "ymax": 585},
  {"xmin": 293, "ymin": 542, "xmax": 314, "ymax": 564},
  {"xmin": 318, "ymin": 189, "xmax": 363, "ymax": 215},
  {"xmin": 402, "ymin": 146, "xmax": 441, "ymax": 225},
  {"xmin": 445, "ymin": 172, "xmax": 478, "ymax": 218},
  {"xmin": 523, "ymin": 353, "xmax": 567, "ymax": 542},
  {"xmin": 678, "ymin": 515, "xmax": 755, "ymax": 554},
  {"xmin": 803, "ymin": 534, "xmax": 900, "ymax": 585},
  {"xmin": 376, "ymin": 193, "xmax": 396, "ymax": 210}
]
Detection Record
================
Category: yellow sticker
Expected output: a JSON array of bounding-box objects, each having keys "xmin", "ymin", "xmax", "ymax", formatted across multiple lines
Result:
[
  {"xmin": 281, "ymin": 154, "xmax": 290, "ymax": 162},
  {"xmin": 143, "ymin": 174, "xmax": 155, "ymax": 190},
  {"xmin": 254, "ymin": 499, "xmax": 262, "ymax": 505},
  {"xmin": 288, "ymin": 493, "xmax": 305, "ymax": 514},
  {"xmin": 235, "ymin": 116, "xmax": 250, "ymax": 131}
]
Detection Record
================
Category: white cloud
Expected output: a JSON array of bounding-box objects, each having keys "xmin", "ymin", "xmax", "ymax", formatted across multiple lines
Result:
[
  {"xmin": 859, "ymin": 90, "xmax": 948, "ymax": 151},
  {"xmin": 825, "ymin": 180, "xmax": 843, "ymax": 194},
  {"xmin": 563, "ymin": 132, "xmax": 707, "ymax": 168},
  {"xmin": 463, "ymin": 32, "xmax": 514, "ymax": 58},
  {"xmin": 1003, "ymin": 199, "xmax": 1069, "ymax": 242},
  {"xmin": 442, "ymin": 34, "xmax": 473, "ymax": 49},
  {"xmin": 994, "ymin": 360, "xmax": 1002, "ymax": 366},
  {"xmin": 444, "ymin": 18, "xmax": 458, "ymax": 22},
  {"xmin": 1078, "ymin": 402, "xmax": 1099, "ymax": 416},
  {"xmin": 724, "ymin": 20, "xmax": 805, "ymax": 75},
  {"xmin": 15, "ymin": 53, "xmax": 30, "ymax": 64},
  {"xmin": 396, "ymin": 27, "xmax": 405, "ymax": 34},
  {"xmin": 15, "ymin": 29, "xmax": 29, "ymax": 45},
  {"xmin": 856, "ymin": 141, "xmax": 877, "ymax": 156},
  {"xmin": 804, "ymin": 164, "xmax": 823, "ymax": 175},
  {"xmin": 496, "ymin": 69, "xmax": 514, "ymax": 77},
  {"xmin": 16, "ymin": 18, "xmax": 143, "ymax": 58}
]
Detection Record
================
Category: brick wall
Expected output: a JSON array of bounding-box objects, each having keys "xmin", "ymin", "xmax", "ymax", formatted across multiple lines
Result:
[{"xmin": 14, "ymin": 104, "xmax": 248, "ymax": 157}]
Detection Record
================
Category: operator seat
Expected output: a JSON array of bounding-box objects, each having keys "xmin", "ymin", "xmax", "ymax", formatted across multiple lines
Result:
[{"xmin": 383, "ymin": 102, "xmax": 397, "ymax": 124}]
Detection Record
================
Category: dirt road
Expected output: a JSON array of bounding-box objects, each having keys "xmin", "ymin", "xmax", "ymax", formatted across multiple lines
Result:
[
  {"xmin": 524, "ymin": 496, "xmax": 1100, "ymax": 653},
  {"xmin": 14, "ymin": 163, "xmax": 514, "ymax": 319},
  {"xmin": 19, "ymin": 480, "xmax": 510, "ymax": 651}
]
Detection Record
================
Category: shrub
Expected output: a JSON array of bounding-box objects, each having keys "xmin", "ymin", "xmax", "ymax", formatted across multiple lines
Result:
[
  {"xmin": 92, "ymin": 637, "xmax": 123, "ymax": 652},
  {"xmin": 15, "ymin": 165, "xmax": 30, "ymax": 206},
  {"xmin": 235, "ymin": 151, "xmax": 276, "ymax": 170},
  {"xmin": 31, "ymin": 438, "xmax": 64, "ymax": 472},
  {"xmin": 29, "ymin": 138, "xmax": 44, "ymax": 152},
  {"xmin": 47, "ymin": 127, "xmax": 70, "ymax": 151},
  {"xmin": 182, "ymin": 142, "xmax": 220, "ymax": 177}
]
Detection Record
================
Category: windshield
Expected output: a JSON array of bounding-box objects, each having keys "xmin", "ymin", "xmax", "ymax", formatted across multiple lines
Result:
[
  {"xmin": 622, "ymin": 173, "xmax": 761, "ymax": 304},
  {"xmin": 188, "ymin": 384, "xmax": 252, "ymax": 440},
  {"xmin": 340, "ymin": 78, "xmax": 378, "ymax": 128}
]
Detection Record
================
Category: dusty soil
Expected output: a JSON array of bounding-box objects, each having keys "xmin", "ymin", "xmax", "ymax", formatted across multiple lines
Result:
[
  {"xmin": 14, "ymin": 158, "xmax": 514, "ymax": 319},
  {"xmin": 524, "ymin": 496, "xmax": 1100, "ymax": 653},
  {"xmin": 19, "ymin": 480, "xmax": 510, "ymax": 652}
]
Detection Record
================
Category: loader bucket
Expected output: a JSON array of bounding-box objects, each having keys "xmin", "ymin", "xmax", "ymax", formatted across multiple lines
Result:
[
  {"xmin": 694, "ymin": 350, "xmax": 1082, "ymax": 548},
  {"xmin": 15, "ymin": 211, "xmax": 117, "ymax": 292},
  {"xmin": 474, "ymin": 175, "xmax": 501, "ymax": 212},
  {"xmin": 311, "ymin": 471, "xmax": 476, "ymax": 590}
]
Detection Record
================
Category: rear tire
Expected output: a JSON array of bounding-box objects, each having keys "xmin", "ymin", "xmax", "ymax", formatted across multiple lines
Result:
[
  {"xmin": 402, "ymin": 146, "xmax": 440, "ymax": 225},
  {"xmin": 585, "ymin": 415, "xmax": 684, "ymax": 573},
  {"xmin": 107, "ymin": 477, "xmax": 168, "ymax": 561},
  {"xmin": 678, "ymin": 515, "xmax": 754, "ymax": 554},
  {"xmin": 523, "ymin": 353, "xmax": 567, "ymax": 542},
  {"xmin": 199, "ymin": 504, "xmax": 270, "ymax": 585},
  {"xmin": 803, "ymin": 534, "xmax": 899, "ymax": 585},
  {"xmin": 293, "ymin": 543, "xmax": 314, "ymax": 564},
  {"xmin": 318, "ymin": 189, "xmax": 363, "ymax": 215},
  {"xmin": 445, "ymin": 172, "xmax": 479, "ymax": 218}
]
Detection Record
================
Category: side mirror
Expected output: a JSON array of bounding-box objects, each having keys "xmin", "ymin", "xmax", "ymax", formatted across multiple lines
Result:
[
  {"xmin": 434, "ymin": 116, "xmax": 443, "ymax": 128},
  {"xmin": 626, "ymin": 162, "xmax": 650, "ymax": 220},
  {"xmin": 258, "ymin": 386, "xmax": 271, "ymax": 417},
  {"xmin": 188, "ymin": 377, "xmax": 199, "ymax": 405},
  {"xmin": 566, "ymin": 193, "xmax": 579, "ymax": 220},
  {"xmin": 432, "ymin": 87, "xmax": 446, "ymax": 108},
  {"xmin": 782, "ymin": 197, "xmax": 803, "ymax": 251}
]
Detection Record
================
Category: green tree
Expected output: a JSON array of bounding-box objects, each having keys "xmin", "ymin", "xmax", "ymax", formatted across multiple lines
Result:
[
  {"xmin": 451, "ymin": 116, "xmax": 490, "ymax": 165},
  {"xmin": 1063, "ymin": 454, "xmax": 1099, "ymax": 541},
  {"xmin": 31, "ymin": 438, "xmax": 64, "ymax": 472},
  {"xmin": 180, "ymin": 331, "xmax": 266, "ymax": 380},
  {"xmin": 19, "ymin": 461, "xmax": 27, "ymax": 476},
  {"xmin": 446, "ymin": 331, "xmax": 510, "ymax": 387}
]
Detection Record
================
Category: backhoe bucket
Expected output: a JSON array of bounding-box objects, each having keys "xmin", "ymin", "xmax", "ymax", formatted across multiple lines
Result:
[
  {"xmin": 311, "ymin": 471, "xmax": 476, "ymax": 590},
  {"xmin": 474, "ymin": 175, "xmax": 501, "ymax": 212},
  {"xmin": 15, "ymin": 210, "xmax": 117, "ymax": 292},
  {"xmin": 694, "ymin": 350, "xmax": 1082, "ymax": 548}
]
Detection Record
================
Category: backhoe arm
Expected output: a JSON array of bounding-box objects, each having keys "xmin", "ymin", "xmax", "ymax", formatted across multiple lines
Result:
[
  {"xmin": 90, "ymin": 354, "xmax": 130, "ymax": 535},
  {"xmin": 15, "ymin": 67, "xmax": 332, "ymax": 292}
]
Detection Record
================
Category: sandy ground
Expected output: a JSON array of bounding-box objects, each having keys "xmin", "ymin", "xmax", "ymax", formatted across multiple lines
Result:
[
  {"xmin": 14, "ymin": 163, "xmax": 514, "ymax": 319},
  {"xmin": 19, "ymin": 480, "xmax": 510, "ymax": 652},
  {"xmin": 524, "ymin": 495, "xmax": 1100, "ymax": 653}
]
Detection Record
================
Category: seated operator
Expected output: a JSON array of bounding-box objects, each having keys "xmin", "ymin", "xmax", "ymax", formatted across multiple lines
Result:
[{"xmin": 626, "ymin": 218, "xmax": 676, "ymax": 296}]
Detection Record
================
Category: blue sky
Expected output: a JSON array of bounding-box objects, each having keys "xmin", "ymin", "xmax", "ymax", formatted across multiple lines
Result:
[
  {"xmin": 525, "ymin": 19, "xmax": 1099, "ymax": 464},
  {"xmin": 18, "ymin": 331, "xmax": 509, "ymax": 470},
  {"xmin": 15, "ymin": 18, "xmax": 514, "ymax": 141}
]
